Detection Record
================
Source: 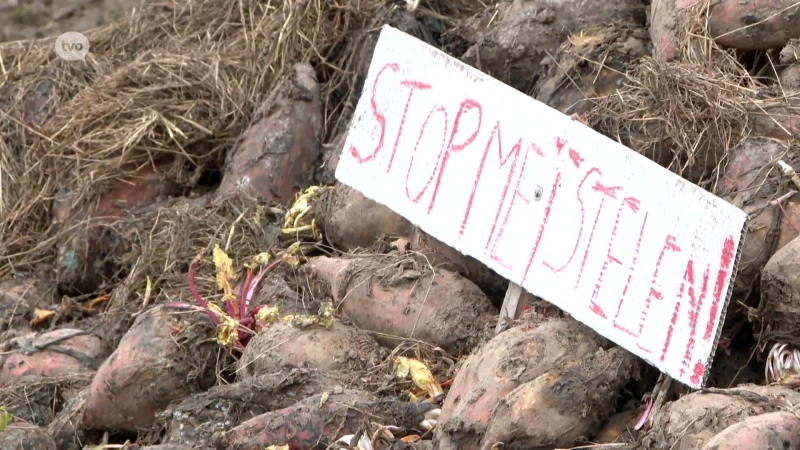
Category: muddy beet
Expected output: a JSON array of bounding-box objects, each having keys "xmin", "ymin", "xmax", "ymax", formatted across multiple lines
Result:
[
  {"xmin": 236, "ymin": 321, "xmax": 385, "ymax": 378},
  {"xmin": 316, "ymin": 184, "xmax": 508, "ymax": 296},
  {"xmin": 760, "ymin": 234, "xmax": 800, "ymax": 344},
  {"xmin": 701, "ymin": 411, "xmax": 800, "ymax": 449},
  {"xmin": 82, "ymin": 306, "xmax": 216, "ymax": 431},
  {"xmin": 0, "ymin": 419, "xmax": 57, "ymax": 450},
  {"xmin": 306, "ymin": 254, "xmax": 496, "ymax": 352},
  {"xmin": 55, "ymin": 164, "xmax": 180, "ymax": 295},
  {"xmin": 452, "ymin": 0, "xmax": 644, "ymax": 93},
  {"xmin": 218, "ymin": 62, "xmax": 322, "ymax": 206},
  {"xmin": 0, "ymin": 328, "xmax": 104, "ymax": 385},
  {"xmin": 217, "ymin": 390, "xmax": 437, "ymax": 449},
  {"xmin": 537, "ymin": 25, "xmax": 648, "ymax": 116},
  {"xmin": 717, "ymin": 138, "xmax": 800, "ymax": 296},
  {"xmin": 0, "ymin": 275, "xmax": 57, "ymax": 336},
  {"xmin": 159, "ymin": 368, "xmax": 336, "ymax": 448},
  {"xmin": 481, "ymin": 346, "xmax": 639, "ymax": 449},
  {"xmin": 642, "ymin": 384, "xmax": 800, "ymax": 449},
  {"xmin": 435, "ymin": 319, "xmax": 608, "ymax": 450}
]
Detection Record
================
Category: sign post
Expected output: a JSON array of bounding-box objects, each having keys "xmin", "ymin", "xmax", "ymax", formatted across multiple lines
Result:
[{"xmin": 335, "ymin": 25, "xmax": 747, "ymax": 389}]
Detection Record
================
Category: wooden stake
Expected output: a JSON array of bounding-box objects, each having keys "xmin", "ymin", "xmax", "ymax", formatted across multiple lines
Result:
[{"xmin": 496, "ymin": 282, "xmax": 532, "ymax": 333}]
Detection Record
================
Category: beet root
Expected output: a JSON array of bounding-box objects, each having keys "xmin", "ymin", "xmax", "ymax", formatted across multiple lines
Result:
[
  {"xmin": 434, "ymin": 319, "xmax": 608, "ymax": 450},
  {"xmin": 701, "ymin": 411, "xmax": 800, "ymax": 449},
  {"xmin": 451, "ymin": 0, "xmax": 644, "ymax": 92},
  {"xmin": 160, "ymin": 368, "xmax": 336, "ymax": 448},
  {"xmin": 642, "ymin": 385, "xmax": 800, "ymax": 449},
  {"xmin": 235, "ymin": 321, "xmax": 385, "ymax": 379},
  {"xmin": 0, "ymin": 328, "xmax": 104, "ymax": 385},
  {"xmin": 306, "ymin": 254, "xmax": 497, "ymax": 352},
  {"xmin": 316, "ymin": 184, "xmax": 508, "ymax": 296},
  {"xmin": 218, "ymin": 62, "xmax": 322, "ymax": 206},
  {"xmin": 82, "ymin": 306, "xmax": 216, "ymax": 431},
  {"xmin": 717, "ymin": 138, "xmax": 800, "ymax": 296},
  {"xmin": 760, "ymin": 234, "xmax": 800, "ymax": 345},
  {"xmin": 0, "ymin": 419, "xmax": 57, "ymax": 450},
  {"xmin": 481, "ymin": 346, "xmax": 639, "ymax": 449}
]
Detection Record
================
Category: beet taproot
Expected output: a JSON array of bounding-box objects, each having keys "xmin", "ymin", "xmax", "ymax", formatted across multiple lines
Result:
[
  {"xmin": 717, "ymin": 138, "xmax": 799, "ymax": 296},
  {"xmin": 450, "ymin": 0, "xmax": 644, "ymax": 93},
  {"xmin": 218, "ymin": 62, "xmax": 322, "ymax": 206},
  {"xmin": 82, "ymin": 306, "xmax": 216, "ymax": 431},
  {"xmin": 709, "ymin": 0, "xmax": 800, "ymax": 51},
  {"xmin": 306, "ymin": 254, "xmax": 496, "ymax": 352},
  {"xmin": 642, "ymin": 385, "xmax": 800, "ymax": 449},
  {"xmin": 235, "ymin": 321, "xmax": 385, "ymax": 379},
  {"xmin": 434, "ymin": 319, "xmax": 608, "ymax": 450},
  {"xmin": 481, "ymin": 346, "xmax": 639, "ymax": 449},
  {"xmin": 702, "ymin": 411, "xmax": 800, "ymax": 449},
  {"xmin": 160, "ymin": 368, "xmax": 336, "ymax": 448},
  {"xmin": 308, "ymin": 184, "xmax": 508, "ymax": 296},
  {"xmin": 0, "ymin": 419, "xmax": 57, "ymax": 450},
  {"xmin": 760, "ymin": 234, "xmax": 800, "ymax": 345},
  {"xmin": 0, "ymin": 328, "xmax": 104, "ymax": 385},
  {"xmin": 55, "ymin": 164, "xmax": 180, "ymax": 295},
  {"xmin": 218, "ymin": 390, "xmax": 437, "ymax": 449}
]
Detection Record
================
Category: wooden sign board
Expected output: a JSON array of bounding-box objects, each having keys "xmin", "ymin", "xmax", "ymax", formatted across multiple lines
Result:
[{"xmin": 335, "ymin": 25, "xmax": 747, "ymax": 389}]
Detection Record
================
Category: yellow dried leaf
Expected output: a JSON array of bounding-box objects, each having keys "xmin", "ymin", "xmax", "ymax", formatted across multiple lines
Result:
[
  {"xmin": 319, "ymin": 391, "xmax": 329, "ymax": 408},
  {"xmin": 255, "ymin": 305, "xmax": 280, "ymax": 325},
  {"xmin": 394, "ymin": 356, "xmax": 443, "ymax": 398},
  {"xmin": 265, "ymin": 446, "xmax": 289, "ymax": 450},
  {"xmin": 407, "ymin": 392, "xmax": 418, "ymax": 403},
  {"xmin": 212, "ymin": 244, "xmax": 235, "ymax": 296},
  {"xmin": 208, "ymin": 303, "xmax": 239, "ymax": 347},
  {"xmin": 142, "ymin": 276, "xmax": 152, "ymax": 308},
  {"xmin": 401, "ymin": 435, "xmax": 422, "ymax": 443},
  {"xmin": 280, "ymin": 314, "xmax": 319, "ymax": 328},
  {"xmin": 246, "ymin": 252, "xmax": 271, "ymax": 269},
  {"xmin": 29, "ymin": 308, "xmax": 55, "ymax": 327}
]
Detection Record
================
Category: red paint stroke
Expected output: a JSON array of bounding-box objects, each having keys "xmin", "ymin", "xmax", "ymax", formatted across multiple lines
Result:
[
  {"xmin": 428, "ymin": 99, "xmax": 483, "ymax": 214},
  {"xmin": 462, "ymin": 121, "xmax": 521, "ymax": 239},
  {"xmin": 636, "ymin": 235, "xmax": 681, "ymax": 354},
  {"xmin": 588, "ymin": 196, "xmax": 638, "ymax": 319},
  {"xmin": 574, "ymin": 181, "xmax": 622, "ymax": 290},
  {"xmin": 555, "ymin": 137, "xmax": 568, "ymax": 154},
  {"xmin": 613, "ymin": 210, "xmax": 648, "ymax": 337},
  {"xmin": 386, "ymin": 79, "xmax": 432, "ymax": 173},
  {"xmin": 350, "ymin": 62, "xmax": 398, "ymax": 163},
  {"xmin": 569, "ymin": 148, "xmax": 584, "ymax": 169},
  {"xmin": 704, "ymin": 235, "xmax": 735, "ymax": 340},
  {"xmin": 486, "ymin": 150, "xmax": 530, "ymax": 269},
  {"xmin": 691, "ymin": 360, "xmax": 705, "ymax": 386},
  {"xmin": 405, "ymin": 104, "xmax": 448, "ymax": 203},
  {"xmin": 520, "ymin": 172, "xmax": 562, "ymax": 285},
  {"xmin": 543, "ymin": 168, "xmax": 600, "ymax": 274},
  {"xmin": 681, "ymin": 262, "xmax": 710, "ymax": 376}
]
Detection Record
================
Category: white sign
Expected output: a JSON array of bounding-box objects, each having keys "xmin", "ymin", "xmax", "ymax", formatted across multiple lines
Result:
[
  {"xmin": 55, "ymin": 32, "xmax": 90, "ymax": 62},
  {"xmin": 335, "ymin": 26, "xmax": 747, "ymax": 389}
]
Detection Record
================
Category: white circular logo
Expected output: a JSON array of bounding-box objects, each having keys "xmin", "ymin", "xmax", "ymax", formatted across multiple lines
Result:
[{"xmin": 54, "ymin": 32, "xmax": 90, "ymax": 61}]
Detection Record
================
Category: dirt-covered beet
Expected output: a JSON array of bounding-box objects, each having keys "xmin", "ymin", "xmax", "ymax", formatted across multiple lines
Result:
[
  {"xmin": 480, "ymin": 346, "xmax": 639, "ymax": 449},
  {"xmin": 0, "ymin": 328, "xmax": 104, "ymax": 385},
  {"xmin": 759, "ymin": 234, "xmax": 800, "ymax": 345},
  {"xmin": 218, "ymin": 62, "xmax": 322, "ymax": 206},
  {"xmin": 235, "ymin": 321, "xmax": 386, "ymax": 378},
  {"xmin": 642, "ymin": 385, "xmax": 800, "ymax": 449},
  {"xmin": 156, "ymin": 368, "xmax": 338, "ymax": 448},
  {"xmin": 316, "ymin": 184, "xmax": 508, "ymax": 297},
  {"xmin": 708, "ymin": 0, "xmax": 800, "ymax": 51},
  {"xmin": 306, "ymin": 254, "xmax": 497, "ymax": 352},
  {"xmin": 434, "ymin": 319, "xmax": 608, "ymax": 450},
  {"xmin": 0, "ymin": 419, "xmax": 57, "ymax": 450},
  {"xmin": 81, "ymin": 306, "xmax": 216, "ymax": 431},
  {"xmin": 701, "ymin": 411, "xmax": 800, "ymax": 449},
  {"xmin": 217, "ymin": 390, "xmax": 437, "ymax": 449},
  {"xmin": 716, "ymin": 138, "xmax": 799, "ymax": 296},
  {"xmin": 536, "ymin": 25, "xmax": 648, "ymax": 116},
  {"xmin": 55, "ymin": 164, "xmax": 180, "ymax": 296},
  {"xmin": 0, "ymin": 275, "xmax": 56, "ymax": 337},
  {"xmin": 450, "ymin": 0, "xmax": 645, "ymax": 93}
]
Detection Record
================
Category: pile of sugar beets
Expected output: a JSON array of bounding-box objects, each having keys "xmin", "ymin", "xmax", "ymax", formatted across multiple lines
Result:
[{"xmin": 4, "ymin": 0, "xmax": 800, "ymax": 449}]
